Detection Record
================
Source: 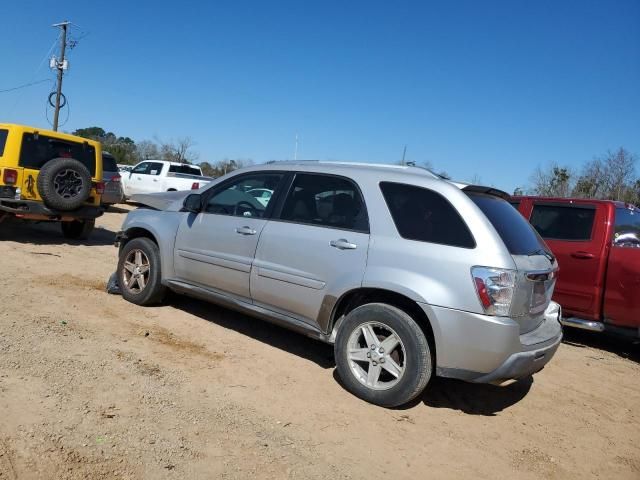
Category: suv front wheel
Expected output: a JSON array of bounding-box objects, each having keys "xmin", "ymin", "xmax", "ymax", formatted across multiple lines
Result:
[
  {"xmin": 334, "ymin": 303, "xmax": 432, "ymax": 407},
  {"xmin": 117, "ymin": 237, "xmax": 166, "ymax": 305}
]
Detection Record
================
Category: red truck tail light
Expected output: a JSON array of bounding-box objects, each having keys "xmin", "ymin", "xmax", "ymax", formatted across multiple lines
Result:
[
  {"xmin": 3, "ymin": 169, "xmax": 18, "ymax": 185},
  {"xmin": 471, "ymin": 267, "xmax": 515, "ymax": 316},
  {"xmin": 94, "ymin": 181, "xmax": 105, "ymax": 194},
  {"xmin": 191, "ymin": 182, "xmax": 200, "ymax": 190}
]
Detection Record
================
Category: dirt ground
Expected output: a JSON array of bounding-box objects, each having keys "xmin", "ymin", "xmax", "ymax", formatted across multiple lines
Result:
[{"xmin": 0, "ymin": 206, "xmax": 638, "ymax": 479}]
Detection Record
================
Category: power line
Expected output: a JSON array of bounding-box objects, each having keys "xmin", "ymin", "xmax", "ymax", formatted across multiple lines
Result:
[{"xmin": 0, "ymin": 78, "xmax": 52, "ymax": 94}]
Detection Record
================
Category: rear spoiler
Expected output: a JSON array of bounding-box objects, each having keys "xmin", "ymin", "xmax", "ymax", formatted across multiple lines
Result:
[{"xmin": 462, "ymin": 185, "xmax": 511, "ymax": 200}]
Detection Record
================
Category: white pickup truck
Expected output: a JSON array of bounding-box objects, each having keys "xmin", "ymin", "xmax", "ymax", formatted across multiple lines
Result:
[{"xmin": 121, "ymin": 160, "xmax": 213, "ymax": 197}]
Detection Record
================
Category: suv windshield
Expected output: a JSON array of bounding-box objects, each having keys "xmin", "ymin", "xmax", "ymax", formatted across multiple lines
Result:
[
  {"xmin": 467, "ymin": 192, "xmax": 550, "ymax": 256},
  {"xmin": 168, "ymin": 164, "xmax": 201, "ymax": 176}
]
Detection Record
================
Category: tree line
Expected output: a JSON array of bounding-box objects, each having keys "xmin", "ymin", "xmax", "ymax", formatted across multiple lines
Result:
[
  {"xmin": 71, "ymin": 127, "xmax": 252, "ymax": 178},
  {"xmin": 517, "ymin": 147, "xmax": 639, "ymax": 205}
]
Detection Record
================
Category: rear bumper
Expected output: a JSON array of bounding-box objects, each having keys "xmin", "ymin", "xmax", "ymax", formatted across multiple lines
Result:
[
  {"xmin": 424, "ymin": 301, "xmax": 563, "ymax": 384},
  {"xmin": 0, "ymin": 198, "xmax": 104, "ymax": 220}
]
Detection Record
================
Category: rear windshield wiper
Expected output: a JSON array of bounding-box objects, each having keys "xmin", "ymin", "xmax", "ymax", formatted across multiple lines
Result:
[{"xmin": 527, "ymin": 248, "xmax": 556, "ymax": 263}]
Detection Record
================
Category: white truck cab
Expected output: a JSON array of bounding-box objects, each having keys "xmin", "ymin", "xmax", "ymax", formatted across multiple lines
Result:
[{"xmin": 122, "ymin": 160, "xmax": 211, "ymax": 197}]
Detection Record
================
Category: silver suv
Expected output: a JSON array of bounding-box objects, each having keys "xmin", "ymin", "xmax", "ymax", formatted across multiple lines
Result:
[{"xmin": 115, "ymin": 162, "xmax": 562, "ymax": 407}]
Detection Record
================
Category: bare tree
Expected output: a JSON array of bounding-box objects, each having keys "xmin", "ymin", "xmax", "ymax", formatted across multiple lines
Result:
[
  {"xmin": 529, "ymin": 164, "xmax": 572, "ymax": 197},
  {"xmin": 135, "ymin": 140, "xmax": 160, "ymax": 161},
  {"xmin": 156, "ymin": 136, "xmax": 199, "ymax": 164},
  {"xmin": 572, "ymin": 148, "xmax": 637, "ymax": 201}
]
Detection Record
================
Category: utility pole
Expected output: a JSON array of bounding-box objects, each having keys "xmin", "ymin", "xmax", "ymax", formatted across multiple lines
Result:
[
  {"xmin": 52, "ymin": 21, "xmax": 70, "ymax": 131},
  {"xmin": 294, "ymin": 134, "xmax": 299, "ymax": 160},
  {"xmin": 401, "ymin": 145, "xmax": 407, "ymax": 165}
]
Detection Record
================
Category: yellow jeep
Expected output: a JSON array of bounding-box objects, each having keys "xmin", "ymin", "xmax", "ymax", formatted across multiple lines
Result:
[{"xmin": 0, "ymin": 123, "xmax": 104, "ymax": 239}]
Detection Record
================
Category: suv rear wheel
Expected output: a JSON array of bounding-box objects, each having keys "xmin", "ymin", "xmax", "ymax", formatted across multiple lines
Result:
[
  {"xmin": 118, "ymin": 237, "xmax": 166, "ymax": 305},
  {"xmin": 334, "ymin": 303, "xmax": 432, "ymax": 407}
]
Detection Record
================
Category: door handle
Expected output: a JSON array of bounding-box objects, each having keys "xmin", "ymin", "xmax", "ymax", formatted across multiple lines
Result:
[
  {"xmin": 236, "ymin": 226, "xmax": 257, "ymax": 235},
  {"xmin": 330, "ymin": 238, "xmax": 357, "ymax": 250},
  {"xmin": 571, "ymin": 251, "xmax": 594, "ymax": 259}
]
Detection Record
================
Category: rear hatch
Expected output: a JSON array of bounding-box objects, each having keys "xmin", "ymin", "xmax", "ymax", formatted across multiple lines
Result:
[{"xmin": 465, "ymin": 186, "xmax": 557, "ymax": 333}]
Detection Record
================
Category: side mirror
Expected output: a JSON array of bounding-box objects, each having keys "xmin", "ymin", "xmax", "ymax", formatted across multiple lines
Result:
[
  {"xmin": 183, "ymin": 193, "xmax": 202, "ymax": 214},
  {"xmin": 613, "ymin": 231, "xmax": 640, "ymax": 248}
]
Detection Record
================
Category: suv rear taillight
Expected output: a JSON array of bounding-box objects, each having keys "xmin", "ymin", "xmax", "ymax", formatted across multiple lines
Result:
[
  {"xmin": 94, "ymin": 182, "xmax": 105, "ymax": 194},
  {"xmin": 472, "ymin": 267, "xmax": 515, "ymax": 316},
  {"xmin": 3, "ymin": 169, "xmax": 18, "ymax": 185},
  {"xmin": 112, "ymin": 175, "xmax": 121, "ymax": 183},
  {"xmin": 191, "ymin": 182, "xmax": 200, "ymax": 190}
]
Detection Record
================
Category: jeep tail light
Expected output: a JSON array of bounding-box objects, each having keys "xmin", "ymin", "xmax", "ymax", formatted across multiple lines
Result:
[
  {"xmin": 94, "ymin": 182, "xmax": 105, "ymax": 194},
  {"xmin": 471, "ymin": 267, "xmax": 515, "ymax": 316},
  {"xmin": 191, "ymin": 182, "xmax": 200, "ymax": 190},
  {"xmin": 3, "ymin": 169, "xmax": 18, "ymax": 185}
]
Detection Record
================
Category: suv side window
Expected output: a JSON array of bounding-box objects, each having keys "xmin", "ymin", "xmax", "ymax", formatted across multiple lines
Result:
[
  {"xmin": 381, "ymin": 182, "xmax": 475, "ymax": 248},
  {"xmin": 19, "ymin": 132, "xmax": 97, "ymax": 176},
  {"xmin": 131, "ymin": 162, "xmax": 151, "ymax": 174},
  {"xmin": 613, "ymin": 208, "xmax": 640, "ymax": 247},
  {"xmin": 279, "ymin": 173, "xmax": 369, "ymax": 232},
  {"xmin": 530, "ymin": 204, "xmax": 595, "ymax": 241},
  {"xmin": 0, "ymin": 129, "xmax": 8, "ymax": 157},
  {"xmin": 205, "ymin": 173, "xmax": 283, "ymax": 218}
]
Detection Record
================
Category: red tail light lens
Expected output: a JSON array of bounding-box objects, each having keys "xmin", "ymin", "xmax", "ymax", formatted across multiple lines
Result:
[
  {"xmin": 3, "ymin": 169, "xmax": 18, "ymax": 185},
  {"xmin": 112, "ymin": 175, "xmax": 121, "ymax": 182},
  {"xmin": 191, "ymin": 182, "xmax": 200, "ymax": 190},
  {"xmin": 471, "ymin": 267, "xmax": 515, "ymax": 316},
  {"xmin": 94, "ymin": 182, "xmax": 105, "ymax": 194}
]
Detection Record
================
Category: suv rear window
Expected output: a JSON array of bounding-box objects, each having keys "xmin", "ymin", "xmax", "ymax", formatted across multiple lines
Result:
[
  {"xmin": 102, "ymin": 153, "xmax": 118, "ymax": 172},
  {"xmin": 168, "ymin": 164, "xmax": 202, "ymax": 176},
  {"xmin": 381, "ymin": 182, "xmax": 475, "ymax": 248},
  {"xmin": 0, "ymin": 129, "xmax": 7, "ymax": 156},
  {"xmin": 19, "ymin": 132, "xmax": 96, "ymax": 176},
  {"xmin": 530, "ymin": 204, "xmax": 595, "ymax": 241},
  {"xmin": 467, "ymin": 193, "xmax": 548, "ymax": 255}
]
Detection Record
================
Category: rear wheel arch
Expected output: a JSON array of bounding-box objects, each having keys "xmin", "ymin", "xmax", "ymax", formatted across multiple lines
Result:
[{"xmin": 329, "ymin": 288, "xmax": 436, "ymax": 362}]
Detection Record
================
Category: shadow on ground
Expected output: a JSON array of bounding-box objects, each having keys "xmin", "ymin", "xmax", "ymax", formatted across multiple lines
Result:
[
  {"xmin": 0, "ymin": 218, "xmax": 116, "ymax": 246},
  {"xmin": 168, "ymin": 294, "xmax": 534, "ymax": 414},
  {"xmin": 562, "ymin": 328, "xmax": 639, "ymax": 364},
  {"xmin": 169, "ymin": 294, "xmax": 336, "ymax": 369}
]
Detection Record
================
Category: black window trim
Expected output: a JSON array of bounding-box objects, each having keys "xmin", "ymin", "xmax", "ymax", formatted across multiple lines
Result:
[
  {"xmin": 531, "ymin": 201, "xmax": 597, "ymax": 242},
  {"xmin": 0, "ymin": 129, "xmax": 8, "ymax": 157},
  {"xmin": 199, "ymin": 170, "xmax": 290, "ymax": 220},
  {"xmin": 380, "ymin": 181, "xmax": 476, "ymax": 249},
  {"xmin": 270, "ymin": 171, "xmax": 371, "ymax": 234}
]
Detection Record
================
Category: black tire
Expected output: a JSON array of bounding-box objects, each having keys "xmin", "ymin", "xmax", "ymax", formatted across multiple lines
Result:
[
  {"xmin": 60, "ymin": 219, "xmax": 95, "ymax": 240},
  {"xmin": 334, "ymin": 303, "xmax": 432, "ymax": 407},
  {"xmin": 117, "ymin": 237, "xmax": 166, "ymax": 305},
  {"xmin": 37, "ymin": 157, "xmax": 92, "ymax": 211}
]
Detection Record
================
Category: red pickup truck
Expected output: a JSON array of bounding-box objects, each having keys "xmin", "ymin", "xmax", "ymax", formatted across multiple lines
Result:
[{"xmin": 513, "ymin": 197, "xmax": 640, "ymax": 338}]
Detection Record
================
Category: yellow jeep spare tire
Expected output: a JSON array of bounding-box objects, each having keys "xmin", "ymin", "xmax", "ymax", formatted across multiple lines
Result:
[{"xmin": 37, "ymin": 157, "xmax": 92, "ymax": 211}]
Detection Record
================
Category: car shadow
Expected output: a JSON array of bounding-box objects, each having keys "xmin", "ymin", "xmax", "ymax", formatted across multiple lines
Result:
[
  {"xmin": 415, "ymin": 376, "xmax": 533, "ymax": 415},
  {"xmin": 0, "ymin": 218, "xmax": 116, "ymax": 246},
  {"xmin": 104, "ymin": 205, "xmax": 132, "ymax": 214},
  {"xmin": 168, "ymin": 294, "xmax": 336, "ymax": 369},
  {"xmin": 562, "ymin": 328, "xmax": 639, "ymax": 364},
  {"xmin": 165, "ymin": 294, "xmax": 536, "ymax": 412}
]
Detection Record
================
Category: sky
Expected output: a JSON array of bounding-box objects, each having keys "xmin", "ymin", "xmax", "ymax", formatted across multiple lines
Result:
[{"xmin": 1, "ymin": 0, "xmax": 638, "ymax": 192}]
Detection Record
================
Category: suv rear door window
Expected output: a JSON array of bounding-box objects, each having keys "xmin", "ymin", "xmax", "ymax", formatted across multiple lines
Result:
[
  {"xmin": 0, "ymin": 129, "xmax": 8, "ymax": 157},
  {"xmin": 19, "ymin": 132, "xmax": 97, "ymax": 176},
  {"xmin": 530, "ymin": 204, "xmax": 595, "ymax": 241},
  {"xmin": 280, "ymin": 174, "xmax": 369, "ymax": 232},
  {"xmin": 381, "ymin": 182, "xmax": 475, "ymax": 248},
  {"xmin": 467, "ymin": 192, "xmax": 548, "ymax": 255}
]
